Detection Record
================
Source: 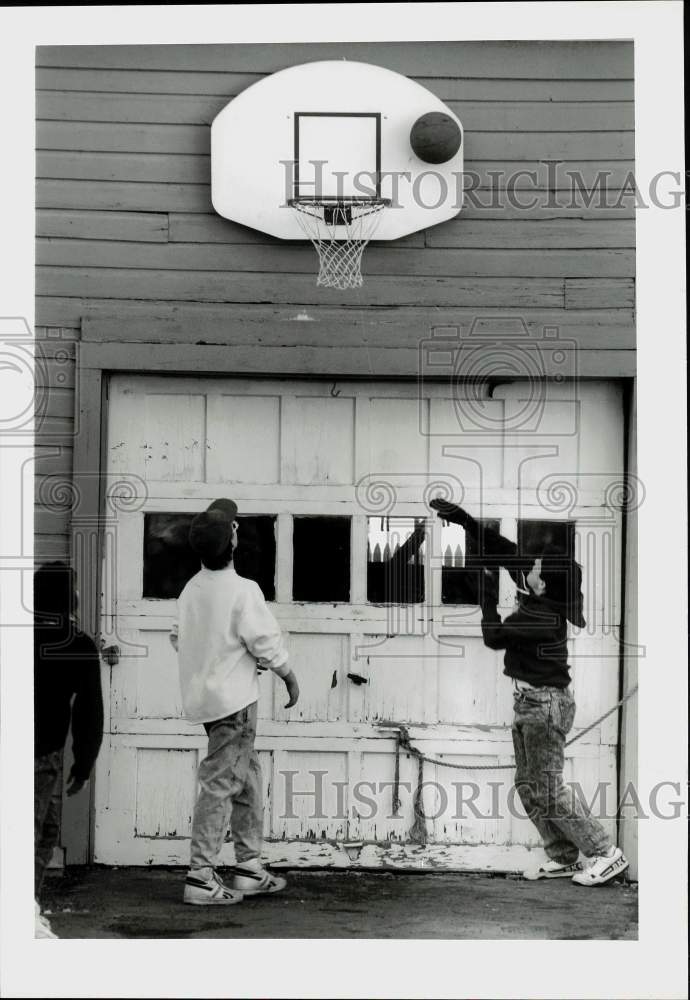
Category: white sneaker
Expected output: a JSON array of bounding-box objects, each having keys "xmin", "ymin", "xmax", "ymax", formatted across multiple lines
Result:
[
  {"xmin": 523, "ymin": 858, "xmax": 584, "ymax": 880},
  {"xmin": 183, "ymin": 870, "xmax": 243, "ymax": 905},
  {"xmin": 35, "ymin": 901, "xmax": 58, "ymax": 938},
  {"xmin": 228, "ymin": 860, "xmax": 286, "ymax": 896},
  {"xmin": 572, "ymin": 847, "xmax": 629, "ymax": 886}
]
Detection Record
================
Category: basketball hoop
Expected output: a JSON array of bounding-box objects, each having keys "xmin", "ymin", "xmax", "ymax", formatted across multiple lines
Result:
[{"xmin": 288, "ymin": 198, "xmax": 391, "ymax": 290}]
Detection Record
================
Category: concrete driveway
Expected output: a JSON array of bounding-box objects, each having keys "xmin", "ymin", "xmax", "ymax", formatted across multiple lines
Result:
[{"xmin": 40, "ymin": 867, "xmax": 638, "ymax": 940}]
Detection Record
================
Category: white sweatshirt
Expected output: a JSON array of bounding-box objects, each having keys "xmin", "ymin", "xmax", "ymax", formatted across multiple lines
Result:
[{"xmin": 172, "ymin": 566, "xmax": 289, "ymax": 724}]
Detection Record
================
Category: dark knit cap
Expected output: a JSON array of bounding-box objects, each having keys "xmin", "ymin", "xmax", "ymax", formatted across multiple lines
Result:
[{"xmin": 189, "ymin": 509, "xmax": 234, "ymax": 561}]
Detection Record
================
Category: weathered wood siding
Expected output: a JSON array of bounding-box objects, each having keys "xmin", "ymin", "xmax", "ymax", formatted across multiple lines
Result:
[{"xmin": 35, "ymin": 41, "xmax": 635, "ymax": 560}]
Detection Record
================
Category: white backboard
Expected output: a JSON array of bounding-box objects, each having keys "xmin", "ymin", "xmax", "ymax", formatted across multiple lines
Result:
[{"xmin": 211, "ymin": 60, "xmax": 464, "ymax": 240}]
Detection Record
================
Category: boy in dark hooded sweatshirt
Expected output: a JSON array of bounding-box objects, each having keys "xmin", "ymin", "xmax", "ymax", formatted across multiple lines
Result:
[
  {"xmin": 34, "ymin": 562, "xmax": 104, "ymax": 936},
  {"xmin": 430, "ymin": 498, "xmax": 628, "ymax": 886}
]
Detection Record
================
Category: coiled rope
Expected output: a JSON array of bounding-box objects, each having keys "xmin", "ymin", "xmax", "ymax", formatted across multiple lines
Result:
[{"xmin": 380, "ymin": 685, "xmax": 638, "ymax": 843}]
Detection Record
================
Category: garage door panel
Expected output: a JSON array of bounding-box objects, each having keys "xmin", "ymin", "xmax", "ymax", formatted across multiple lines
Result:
[
  {"xmin": 281, "ymin": 396, "xmax": 355, "ymax": 485},
  {"xmin": 273, "ymin": 633, "xmax": 347, "ymax": 723},
  {"xmin": 111, "ymin": 628, "xmax": 183, "ymax": 725},
  {"xmin": 367, "ymin": 398, "xmax": 428, "ymax": 475},
  {"xmin": 437, "ymin": 639, "xmax": 504, "ymax": 725},
  {"xmin": 271, "ymin": 750, "xmax": 349, "ymax": 841},
  {"xmin": 428, "ymin": 397, "xmax": 504, "ymax": 490},
  {"xmin": 206, "ymin": 394, "xmax": 280, "ymax": 484},
  {"xmin": 358, "ymin": 635, "xmax": 437, "ymax": 724}
]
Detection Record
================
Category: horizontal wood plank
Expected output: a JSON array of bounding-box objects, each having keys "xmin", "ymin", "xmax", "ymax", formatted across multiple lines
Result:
[
  {"xmin": 65, "ymin": 302, "xmax": 636, "ymax": 351},
  {"xmin": 36, "ymin": 91, "xmax": 634, "ymax": 131},
  {"xmin": 35, "ymin": 68, "xmax": 634, "ymax": 103},
  {"xmin": 37, "ymin": 172, "xmax": 636, "ymax": 216},
  {"xmin": 79, "ymin": 338, "xmax": 638, "ymax": 378},
  {"xmin": 427, "ymin": 218, "xmax": 635, "ymax": 249},
  {"xmin": 565, "ymin": 278, "xmax": 636, "ymax": 309},
  {"xmin": 35, "ymin": 508, "xmax": 73, "ymax": 536},
  {"xmin": 37, "ymin": 179, "xmax": 637, "ymax": 219},
  {"xmin": 37, "ymin": 209, "xmax": 168, "ymax": 242},
  {"xmin": 40, "ymin": 385, "xmax": 75, "ymax": 419},
  {"xmin": 36, "ymin": 267, "xmax": 566, "ymax": 308},
  {"xmin": 37, "ymin": 238, "xmax": 634, "ymax": 278},
  {"xmin": 34, "ymin": 447, "xmax": 74, "ymax": 479},
  {"xmin": 36, "ymin": 152, "xmax": 635, "ymax": 190},
  {"xmin": 35, "ymin": 352, "xmax": 77, "ymax": 390},
  {"xmin": 35, "ymin": 41, "xmax": 634, "ymax": 79},
  {"xmin": 37, "ymin": 122, "xmax": 634, "ymax": 160}
]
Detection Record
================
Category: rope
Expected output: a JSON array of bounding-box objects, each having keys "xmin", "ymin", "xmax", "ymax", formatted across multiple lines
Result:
[{"xmin": 379, "ymin": 685, "xmax": 639, "ymax": 833}]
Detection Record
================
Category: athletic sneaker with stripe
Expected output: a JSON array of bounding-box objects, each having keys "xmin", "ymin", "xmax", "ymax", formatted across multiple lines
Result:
[
  {"xmin": 228, "ymin": 859, "xmax": 287, "ymax": 895},
  {"xmin": 523, "ymin": 858, "xmax": 584, "ymax": 880},
  {"xmin": 183, "ymin": 869, "xmax": 243, "ymax": 905},
  {"xmin": 572, "ymin": 847, "xmax": 629, "ymax": 886}
]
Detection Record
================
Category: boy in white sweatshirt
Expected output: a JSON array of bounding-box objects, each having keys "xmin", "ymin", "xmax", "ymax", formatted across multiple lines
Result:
[{"xmin": 171, "ymin": 500, "xmax": 299, "ymax": 905}]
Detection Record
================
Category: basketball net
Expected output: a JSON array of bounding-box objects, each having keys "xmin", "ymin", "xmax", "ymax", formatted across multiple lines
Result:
[{"xmin": 289, "ymin": 199, "xmax": 388, "ymax": 290}]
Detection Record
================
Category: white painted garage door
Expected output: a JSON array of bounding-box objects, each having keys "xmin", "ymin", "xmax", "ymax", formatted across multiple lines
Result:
[{"xmin": 96, "ymin": 375, "xmax": 624, "ymax": 870}]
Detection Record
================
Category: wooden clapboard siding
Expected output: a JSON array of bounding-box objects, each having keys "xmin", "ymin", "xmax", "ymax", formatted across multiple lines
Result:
[
  {"xmin": 35, "ymin": 299, "xmax": 635, "ymax": 344},
  {"xmin": 164, "ymin": 213, "xmax": 636, "ymax": 249},
  {"xmin": 38, "ymin": 121, "xmax": 635, "ymax": 157},
  {"xmin": 36, "ymin": 67, "xmax": 635, "ymax": 102},
  {"xmin": 37, "ymin": 92, "xmax": 634, "ymax": 132},
  {"xmin": 35, "ymin": 40, "xmax": 634, "ymax": 76},
  {"xmin": 37, "ymin": 268, "xmax": 566, "ymax": 308},
  {"xmin": 36, "ymin": 153, "xmax": 634, "ymax": 187},
  {"xmin": 37, "ymin": 179, "xmax": 638, "ymax": 217},
  {"xmin": 37, "ymin": 209, "xmax": 169, "ymax": 242},
  {"xmin": 37, "ymin": 239, "xmax": 635, "ymax": 278},
  {"xmin": 34, "ymin": 40, "xmax": 636, "ymax": 443},
  {"xmin": 34, "ymin": 328, "xmax": 78, "ymax": 560}
]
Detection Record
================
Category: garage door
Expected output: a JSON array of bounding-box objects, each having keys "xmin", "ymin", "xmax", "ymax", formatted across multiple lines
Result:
[{"xmin": 95, "ymin": 375, "xmax": 623, "ymax": 870}]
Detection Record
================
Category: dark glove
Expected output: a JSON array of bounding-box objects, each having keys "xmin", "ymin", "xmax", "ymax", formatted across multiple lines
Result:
[{"xmin": 429, "ymin": 497, "xmax": 471, "ymax": 527}]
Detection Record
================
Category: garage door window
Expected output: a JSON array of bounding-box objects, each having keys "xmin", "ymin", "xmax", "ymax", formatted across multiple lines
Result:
[
  {"xmin": 441, "ymin": 519, "xmax": 500, "ymax": 605},
  {"xmin": 143, "ymin": 513, "xmax": 277, "ymax": 600},
  {"xmin": 292, "ymin": 516, "xmax": 351, "ymax": 603},
  {"xmin": 367, "ymin": 517, "xmax": 426, "ymax": 604}
]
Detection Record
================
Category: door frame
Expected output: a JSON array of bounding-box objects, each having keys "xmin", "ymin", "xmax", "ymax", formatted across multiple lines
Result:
[{"xmin": 69, "ymin": 335, "xmax": 637, "ymax": 867}]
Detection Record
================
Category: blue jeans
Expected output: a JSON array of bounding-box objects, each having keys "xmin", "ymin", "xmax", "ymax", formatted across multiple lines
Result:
[
  {"xmin": 189, "ymin": 702, "xmax": 263, "ymax": 872},
  {"xmin": 512, "ymin": 685, "xmax": 611, "ymax": 864},
  {"xmin": 35, "ymin": 750, "xmax": 63, "ymax": 896}
]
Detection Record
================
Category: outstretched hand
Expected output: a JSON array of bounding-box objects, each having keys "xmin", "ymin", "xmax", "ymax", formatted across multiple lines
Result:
[{"xmin": 429, "ymin": 497, "xmax": 467, "ymax": 526}]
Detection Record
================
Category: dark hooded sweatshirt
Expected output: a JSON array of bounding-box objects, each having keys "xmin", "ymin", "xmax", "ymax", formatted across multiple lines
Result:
[
  {"xmin": 481, "ymin": 594, "xmax": 571, "ymax": 688},
  {"xmin": 34, "ymin": 621, "xmax": 104, "ymax": 780},
  {"xmin": 455, "ymin": 509, "xmax": 584, "ymax": 689}
]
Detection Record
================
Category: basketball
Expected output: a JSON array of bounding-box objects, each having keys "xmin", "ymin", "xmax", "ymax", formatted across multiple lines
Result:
[{"xmin": 410, "ymin": 112, "xmax": 462, "ymax": 164}]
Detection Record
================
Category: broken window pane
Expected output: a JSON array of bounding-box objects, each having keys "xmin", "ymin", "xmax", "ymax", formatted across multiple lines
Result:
[
  {"xmin": 367, "ymin": 517, "xmax": 426, "ymax": 604},
  {"xmin": 292, "ymin": 516, "xmax": 351, "ymax": 602},
  {"xmin": 143, "ymin": 513, "xmax": 276, "ymax": 601},
  {"xmin": 441, "ymin": 519, "xmax": 500, "ymax": 605}
]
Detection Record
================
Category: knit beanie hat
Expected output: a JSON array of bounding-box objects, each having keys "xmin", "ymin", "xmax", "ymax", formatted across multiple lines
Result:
[{"xmin": 189, "ymin": 509, "xmax": 234, "ymax": 562}]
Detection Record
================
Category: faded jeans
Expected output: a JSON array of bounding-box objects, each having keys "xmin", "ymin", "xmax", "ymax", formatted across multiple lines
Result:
[
  {"xmin": 512, "ymin": 685, "xmax": 612, "ymax": 864},
  {"xmin": 189, "ymin": 701, "xmax": 263, "ymax": 873},
  {"xmin": 35, "ymin": 749, "xmax": 63, "ymax": 896}
]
